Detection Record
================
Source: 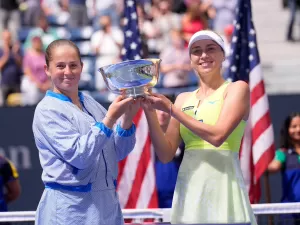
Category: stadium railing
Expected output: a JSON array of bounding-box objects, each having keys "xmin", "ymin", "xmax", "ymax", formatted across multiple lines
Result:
[{"xmin": 0, "ymin": 202, "xmax": 300, "ymax": 224}]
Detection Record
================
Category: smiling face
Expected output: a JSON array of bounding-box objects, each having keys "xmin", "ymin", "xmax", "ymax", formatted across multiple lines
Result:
[
  {"xmin": 289, "ymin": 116, "xmax": 300, "ymax": 143},
  {"xmin": 45, "ymin": 44, "xmax": 83, "ymax": 94},
  {"xmin": 190, "ymin": 39, "xmax": 224, "ymax": 77}
]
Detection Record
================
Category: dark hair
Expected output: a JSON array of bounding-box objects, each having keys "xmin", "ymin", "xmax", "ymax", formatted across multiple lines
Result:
[
  {"xmin": 280, "ymin": 112, "xmax": 300, "ymax": 149},
  {"xmin": 45, "ymin": 39, "xmax": 82, "ymax": 66}
]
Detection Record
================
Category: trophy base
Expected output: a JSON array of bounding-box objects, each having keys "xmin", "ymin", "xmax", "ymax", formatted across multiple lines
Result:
[{"xmin": 123, "ymin": 86, "xmax": 151, "ymax": 98}]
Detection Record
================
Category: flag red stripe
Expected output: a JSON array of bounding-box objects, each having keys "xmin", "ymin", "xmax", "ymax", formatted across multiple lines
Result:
[
  {"xmin": 249, "ymin": 178, "xmax": 261, "ymax": 204},
  {"xmin": 250, "ymin": 80, "xmax": 265, "ymax": 106},
  {"xmin": 117, "ymin": 109, "xmax": 144, "ymax": 185},
  {"xmin": 251, "ymin": 111, "xmax": 272, "ymax": 144},
  {"xmin": 148, "ymin": 185, "xmax": 159, "ymax": 208},
  {"xmin": 125, "ymin": 134, "xmax": 151, "ymax": 208},
  {"xmin": 254, "ymin": 144, "xmax": 275, "ymax": 181}
]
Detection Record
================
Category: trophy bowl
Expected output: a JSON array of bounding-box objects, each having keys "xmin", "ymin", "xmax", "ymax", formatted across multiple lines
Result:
[{"xmin": 98, "ymin": 58, "xmax": 161, "ymax": 98}]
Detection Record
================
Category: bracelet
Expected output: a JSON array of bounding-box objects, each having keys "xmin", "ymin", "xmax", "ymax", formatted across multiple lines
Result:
[{"xmin": 169, "ymin": 102, "xmax": 173, "ymax": 116}]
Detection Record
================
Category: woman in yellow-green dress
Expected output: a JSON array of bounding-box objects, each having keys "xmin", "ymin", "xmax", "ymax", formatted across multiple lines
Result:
[{"xmin": 142, "ymin": 30, "xmax": 257, "ymax": 224}]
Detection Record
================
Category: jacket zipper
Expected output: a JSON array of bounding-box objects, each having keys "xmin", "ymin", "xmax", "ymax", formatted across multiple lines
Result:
[{"xmin": 102, "ymin": 150, "xmax": 108, "ymax": 187}]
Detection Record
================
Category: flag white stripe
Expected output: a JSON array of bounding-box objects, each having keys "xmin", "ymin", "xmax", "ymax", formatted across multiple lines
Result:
[
  {"xmin": 249, "ymin": 64, "xmax": 263, "ymax": 91},
  {"xmin": 118, "ymin": 112, "xmax": 148, "ymax": 207},
  {"xmin": 252, "ymin": 125, "xmax": 274, "ymax": 164},
  {"xmin": 251, "ymin": 94, "xmax": 269, "ymax": 128},
  {"xmin": 136, "ymin": 156, "xmax": 156, "ymax": 208}
]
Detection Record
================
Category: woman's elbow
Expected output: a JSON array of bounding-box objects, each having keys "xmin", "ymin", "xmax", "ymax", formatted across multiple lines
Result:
[
  {"xmin": 267, "ymin": 160, "xmax": 281, "ymax": 172},
  {"xmin": 159, "ymin": 157, "xmax": 172, "ymax": 164},
  {"xmin": 210, "ymin": 136, "xmax": 226, "ymax": 148},
  {"xmin": 157, "ymin": 154, "xmax": 173, "ymax": 164}
]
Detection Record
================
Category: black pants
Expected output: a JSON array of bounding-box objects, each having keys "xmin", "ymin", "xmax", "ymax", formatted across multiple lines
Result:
[{"xmin": 287, "ymin": 0, "xmax": 298, "ymax": 40}]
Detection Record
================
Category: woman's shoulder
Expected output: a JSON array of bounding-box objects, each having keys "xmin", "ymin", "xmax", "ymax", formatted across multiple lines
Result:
[
  {"xmin": 276, "ymin": 148, "xmax": 290, "ymax": 157},
  {"xmin": 225, "ymin": 80, "xmax": 249, "ymax": 98},
  {"xmin": 277, "ymin": 147, "xmax": 287, "ymax": 152},
  {"xmin": 35, "ymin": 96, "xmax": 71, "ymax": 116},
  {"xmin": 175, "ymin": 91, "xmax": 196, "ymax": 107},
  {"xmin": 228, "ymin": 80, "xmax": 249, "ymax": 90},
  {"xmin": 275, "ymin": 148, "xmax": 287, "ymax": 164}
]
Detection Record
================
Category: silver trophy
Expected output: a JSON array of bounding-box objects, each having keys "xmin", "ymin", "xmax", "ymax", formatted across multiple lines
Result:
[{"xmin": 98, "ymin": 58, "xmax": 161, "ymax": 98}]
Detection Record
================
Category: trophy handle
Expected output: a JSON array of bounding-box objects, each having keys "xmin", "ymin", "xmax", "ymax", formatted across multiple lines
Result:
[{"xmin": 145, "ymin": 58, "xmax": 161, "ymax": 87}]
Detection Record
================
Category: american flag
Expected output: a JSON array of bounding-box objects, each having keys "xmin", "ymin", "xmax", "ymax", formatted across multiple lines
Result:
[
  {"xmin": 223, "ymin": 0, "xmax": 275, "ymax": 203},
  {"xmin": 117, "ymin": 0, "xmax": 159, "ymax": 210}
]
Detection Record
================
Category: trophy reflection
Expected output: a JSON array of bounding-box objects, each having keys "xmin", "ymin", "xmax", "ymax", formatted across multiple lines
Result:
[{"xmin": 98, "ymin": 58, "xmax": 161, "ymax": 98}]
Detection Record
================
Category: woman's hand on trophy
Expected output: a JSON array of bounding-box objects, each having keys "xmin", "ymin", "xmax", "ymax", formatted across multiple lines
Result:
[
  {"xmin": 103, "ymin": 96, "xmax": 135, "ymax": 128},
  {"xmin": 141, "ymin": 97, "xmax": 155, "ymax": 112},
  {"xmin": 142, "ymin": 93, "xmax": 171, "ymax": 114},
  {"xmin": 121, "ymin": 98, "xmax": 142, "ymax": 129}
]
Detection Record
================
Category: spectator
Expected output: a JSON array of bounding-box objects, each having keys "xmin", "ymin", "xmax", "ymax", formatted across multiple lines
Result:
[
  {"xmin": 201, "ymin": 1, "xmax": 216, "ymax": 21},
  {"xmin": 172, "ymin": 0, "xmax": 187, "ymax": 14},
  {"xmin": 286, "ymin": 0, "xmax": 300, "ymax": 42},
  {"xmin": 0, "ymin": 0, "xmax": 21, "ymax": 43},
  {"xmin": 145, "ymin": 0, "xmax": 182, "ymax": 53},
  {"xmin": 181, "ymin": 0, "xmax": 208, "ymax": 46},
  {"xmin": 91, "ymin": 15, "xmax": 123, "ymax": 91},
  {"xmin": 92, "ymin": 0, "xmax": 120, "ymax": 30},
  {"xmin": 0, "ymin": 30, "xmax": 23, "ymax": 107},
  {"xmin": 223, "ymin": 24, "xmax": 234, "ymax": 54},
  {"xmin": 64, "ymin": 0, "xmax": 90, "ymax": 28},
  {"xmin": 21, "ymin": 0, "xmax": 43, "ymax": 26},
  {"xmin": 0, "ymin": 155, "xmax": 21, "ymax": 212},
  {"xmin": 159, "ymin": 29, "xmax": 192, "ymax": 88},
  {"xmin": 21, "ymin": 36, "xmax": 51, "ymax": 106},
  {"xmin": 222, "ymin": 24, "xmax": 234, "ymax": 72},
  {"xmin": 155, "ymin": 95, "xmax": 184, "ymax": 208},
  {"xmin": 23, "ymin": 13, "xmax": 59, "ymax": 51},
  {"xmin": 268, "ymin": 112, "xmax": 300, "ymax": 225},
  {"xmin": 41, "ymin": 0, "xmax": 70, "ymax": 26},
  {"xmin": 209, "ymin": 0, "xmax": 237, "ymax": 34}
]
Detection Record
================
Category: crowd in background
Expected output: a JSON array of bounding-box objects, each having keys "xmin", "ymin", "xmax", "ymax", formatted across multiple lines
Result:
[{"xmin": 0, "ymin": 0, "xmax": 238, "ymax": 107}]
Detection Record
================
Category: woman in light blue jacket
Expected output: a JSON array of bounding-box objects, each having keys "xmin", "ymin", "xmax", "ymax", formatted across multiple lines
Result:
[{"xmin": 32, "ymin": 39, "xmax": 140, "ymax": 225}]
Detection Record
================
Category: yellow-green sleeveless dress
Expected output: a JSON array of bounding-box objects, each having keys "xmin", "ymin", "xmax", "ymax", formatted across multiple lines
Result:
[{"xmin": 171, "ymin": 81, "xmax": 257, "ymax": 224}]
